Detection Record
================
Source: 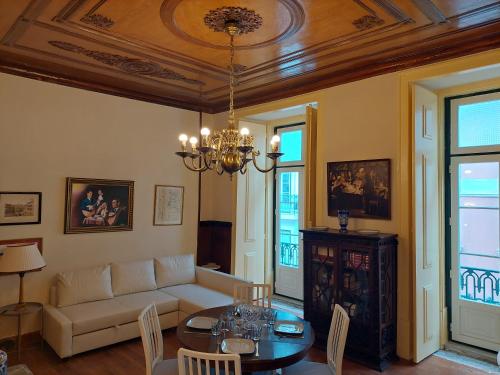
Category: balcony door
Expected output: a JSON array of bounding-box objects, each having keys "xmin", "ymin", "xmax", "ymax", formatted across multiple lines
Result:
[
  {"xmin": 447, "ymin": 91, "xmax": 500, "ymax": 351},
  {"xmin": 274, "ymin": 124, "xmax": 305, "ymax": 300}
]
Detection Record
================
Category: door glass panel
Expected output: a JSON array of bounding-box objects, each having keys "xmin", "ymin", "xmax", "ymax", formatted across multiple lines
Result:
[
  {"xmin": 279, "ymin": 130, "xmax": 302, "ymax": 163},
  {"xmin": 278, "ymin": 171, "xmax": 299, "ymax": 268},
  {"xmin": 458, "ymin": 99, "xmax": 500, "ymax": 148},
  {"xmin": 458, "ymin": 162, "xmax": 500, "ymax": 305}
]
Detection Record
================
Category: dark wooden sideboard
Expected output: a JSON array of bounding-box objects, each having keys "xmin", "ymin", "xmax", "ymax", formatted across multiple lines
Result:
[{"xmin": 301, "ymin": 228, "xmax": 398, "ymax": 371}]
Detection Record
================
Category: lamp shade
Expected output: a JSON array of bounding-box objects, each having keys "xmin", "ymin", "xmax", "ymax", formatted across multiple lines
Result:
[{"xmin": 0, "ymin": 243, "xmax": 46, "ymax": 274}]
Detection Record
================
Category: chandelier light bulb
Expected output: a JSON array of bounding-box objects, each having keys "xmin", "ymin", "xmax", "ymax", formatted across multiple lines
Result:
[
  {"xmin": 270, "ymin": 135, "xmax": 280, "ymax": 152},
  {"xmin": 179, "ymin": 134, "xmax": 188, "ymax": 142},
  {"xmin": 201, "ymin": 127, "xmax": 211, "ymax": 136},
  {"xmin": 189, "ymin": 136, "xmax": 198, "ymax": 146},
  {"xmin": 240, "ymin": 127, "xmax": 249, "ymax": 136}
]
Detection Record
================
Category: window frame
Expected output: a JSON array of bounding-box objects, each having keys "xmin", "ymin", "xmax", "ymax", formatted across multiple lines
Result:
[
  {"xmin": 276, "ymin": 124, "xmax": 306, "ymax": 167},
  {"xmin": 450, "ymin": 91, "xmax": 500, "ymax": 155}
]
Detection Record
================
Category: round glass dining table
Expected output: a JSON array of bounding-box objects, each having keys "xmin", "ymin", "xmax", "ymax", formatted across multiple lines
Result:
[{"xmin": 176, "ymin": 305, "xmax": 315, "ymax": 374}]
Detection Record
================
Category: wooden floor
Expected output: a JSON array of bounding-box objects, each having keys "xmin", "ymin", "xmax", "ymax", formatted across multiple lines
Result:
[{"xmin": 6, "ymin": 330, "xmax": 487, "ymax": 375}]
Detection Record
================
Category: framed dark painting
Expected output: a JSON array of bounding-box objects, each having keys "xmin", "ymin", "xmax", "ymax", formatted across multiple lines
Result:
[
  {"xmin": 65, "ymin": 178, "xmax": 134, "ymax": 234},
  {"xmin": 0, "ymin": 192, "xmax": 41, "ymax": 225},
  {"xmin": 327, "ymin": 159, "xmax": 391, "ymax": 219}
]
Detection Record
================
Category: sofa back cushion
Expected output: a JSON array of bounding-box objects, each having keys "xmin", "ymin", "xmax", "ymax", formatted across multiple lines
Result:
[
  {"xmin": 56, "ymin": 265, "xmax": 113, "ymax": 307},
  {"xmin": 111, "ymin": 259, "xmax": 157, "ymax": 296},
  {"xmin": 155, "ymin": 254, "xmax": 196, "ymax": 288}
]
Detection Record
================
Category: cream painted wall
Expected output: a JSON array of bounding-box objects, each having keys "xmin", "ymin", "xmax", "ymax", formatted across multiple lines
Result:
[{"xmin": 0, "ymin": 73, "xmax": 200, "ymax": 339}]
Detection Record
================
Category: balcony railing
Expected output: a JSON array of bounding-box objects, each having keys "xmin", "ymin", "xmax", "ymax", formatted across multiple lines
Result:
[
  {"xmin": 280, "ymin": 232, "xmax": 299, "ymax": 268},
  {"xmin": 460, "ymin": 266, "xmax": 499, "ymax": 305},
  {"xmin": 280, "ymin": 194, "xmax": 299, "ymax": 215}
]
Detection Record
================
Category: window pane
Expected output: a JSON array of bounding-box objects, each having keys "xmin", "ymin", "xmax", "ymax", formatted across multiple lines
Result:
[
  {"xmin": 458, "ymin": 99, "xmax": 500, "ymax": 148},
  {"xmin": 278, "ymin": 171, "xmax": 299, "ymax": 268},
  {"xmin": 280, "ymin": 130, "xmax": 302, "ymax": 162},
  {"xmin": 458, "ymin": 162, "xmax": 500, "ymax": 305}
]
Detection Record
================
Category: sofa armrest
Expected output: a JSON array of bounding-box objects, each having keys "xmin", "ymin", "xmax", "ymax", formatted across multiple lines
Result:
[
  {"xmin": 44, "ymin": 304, "xmax": 73, "ymax": 358},
  {"xmin": 195, "ymin": 266, "xmax": 251, "ymax": 297}
]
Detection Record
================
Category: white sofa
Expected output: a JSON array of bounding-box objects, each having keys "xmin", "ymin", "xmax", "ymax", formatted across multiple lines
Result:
[{"xmin": 43, "ymin": 254, "xmax": 250, "ymax": 358}]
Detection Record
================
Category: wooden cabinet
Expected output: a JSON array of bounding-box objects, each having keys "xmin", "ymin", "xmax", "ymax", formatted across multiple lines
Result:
[
  {"xmin": 301, "ymin": 229, "xmax": 398, "ymax": 371},
  {"xmin": 197, "ymin": 221, "xmax": 232, "ymax": 274}
]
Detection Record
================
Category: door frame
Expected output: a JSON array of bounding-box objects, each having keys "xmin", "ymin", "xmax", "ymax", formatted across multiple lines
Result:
[
  {"xmin": 444, "ymin": 88, "xmax": 500, "ymax": 348},
  {"xmin": 272, "ymin": 122, "xmax": 306, "ymax": 301}
]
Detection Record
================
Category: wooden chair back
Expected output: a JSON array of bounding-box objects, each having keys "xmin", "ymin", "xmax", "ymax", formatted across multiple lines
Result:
[
  {"xmin": 177, "ymin": 347, "xmax": 242, "ymax": 375},
  {"xmin": 327, "ymin": 304, "xmax": 350, "ymax": 375},
  {"xmin": 233, "ymin": 283, "xmax": 272, "ymax": 307},
  {"xmin": 138, "ymin": 304, "xmax": 163, "ymax": 375}
]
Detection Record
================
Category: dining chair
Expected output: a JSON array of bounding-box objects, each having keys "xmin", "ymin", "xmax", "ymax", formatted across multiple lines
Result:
[
  {"xmin": 283, "ymin": 304, "xmax": 350, "ymax": 375},
  {"xmin": 233, "ymin": 283, "xmax": 272, "ymax": 307},
  {"xmin": 177, "ymin": 347, "xmax": 242, "ymax": 375},
  {"xmin": 138, "ymin": 304, "xmax": 178, "ymax": 375}
]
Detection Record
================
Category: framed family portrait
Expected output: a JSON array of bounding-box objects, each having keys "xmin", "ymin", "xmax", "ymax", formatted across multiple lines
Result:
[
  {"xmin": 0, "ymin": 192, "xmax": 41, "ymax": 225},
  {"xmin": 153, "ymin": 185, "xmax": 184, "ymax": 226},
  {"xmin": 65, "ymin": 178, "xmax": 134, "ymax": 234},
  {"xmin": 327, "ymin": 159, "xmax": 391, "ymax": 219}
]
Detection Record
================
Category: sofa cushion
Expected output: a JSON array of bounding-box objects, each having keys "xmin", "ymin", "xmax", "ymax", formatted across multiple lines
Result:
[
  {"xmin": 111, "ymin": 259, "xmax": 157, "ymax": 296},
  {"xmin": 56, "ymin": 265, "xmax": 113, "ymax": 308},
  {"xmin": 59, "ymin": 299, "xmax": 137, "ymax": 336},
  {"xmin": 159, "ymin": 284, "xmax": 233, "ymax": 315},
  {"xmin": 155, "ymin": 254, "xmax": 196, "ymax": 288},
  {"xmin": 114, "ymin": 290, "xmax": 179, "ymax": 316}
]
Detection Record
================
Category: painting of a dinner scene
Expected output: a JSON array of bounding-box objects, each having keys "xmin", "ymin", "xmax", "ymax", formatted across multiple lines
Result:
[
  {"xmin": 65, "ymin": 178, "xmax": 134, "ymax": 233},
  {"xmin": 327, "ymin": 159, "xmax": 390, "ymax": 219}
]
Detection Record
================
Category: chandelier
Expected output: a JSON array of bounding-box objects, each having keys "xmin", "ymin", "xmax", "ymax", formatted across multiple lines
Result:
[{"xmin": 175, "ymin": 8, "xmax": 283, "ymax": 178}]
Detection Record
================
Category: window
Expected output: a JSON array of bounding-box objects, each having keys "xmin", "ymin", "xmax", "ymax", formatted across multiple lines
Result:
[
  {"xmin": 447, "ymin": 89, "xmax": 500, "ymax": 351},
  {"xmin": 451, "ymin": 92, "xmax": 500, "ymax": 154}
]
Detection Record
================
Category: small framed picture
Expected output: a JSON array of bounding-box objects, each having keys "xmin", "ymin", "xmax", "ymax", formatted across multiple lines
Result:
[
  {"xmin": 0, "ymin": 192, "xmax": 42, "ymax": 225},
  {"xmin": 65, "ymin": 177, "xmax": 134, "ymax": 234},
  {"xmin": 154, "ymin": 185, "xmax": 184, "ymax": 226}
]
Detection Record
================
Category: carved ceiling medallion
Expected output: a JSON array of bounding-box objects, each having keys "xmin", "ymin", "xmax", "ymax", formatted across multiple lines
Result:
[
  {"xmin": 160, "ymin": 0, "xmax": 304, "ymax": 50},
  {"xmin": 48, "ymin": 41, "xmax": 203, "ymax": 86},
  {"xmin": 204, "ymin": 7, "xmax": 263, "ymax": 34}
]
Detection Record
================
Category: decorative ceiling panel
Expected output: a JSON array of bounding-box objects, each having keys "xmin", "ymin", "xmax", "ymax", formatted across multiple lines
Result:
[{"xmin": 0, "ymin": 0, "xmax": 499, "ymax": 113}]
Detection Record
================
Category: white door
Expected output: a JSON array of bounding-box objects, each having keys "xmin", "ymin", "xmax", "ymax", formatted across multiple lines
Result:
[
  {"xmin": 275, "ymin": 167, "xmax": 304, "ymax": 299},
  {"xmin": 413, "ymin": 84, "xmax": 441, "ymax": 362},
  {"xmin": 450, "ymin": 157, "xmax": 500, "ymax": 350},
  {"xmin": 234, "ymin": 120, "xmax": 267, "ymax": 283},
  {"xmin": 448, "ymin": 92, "xmax": 500, "ymax": 351}
]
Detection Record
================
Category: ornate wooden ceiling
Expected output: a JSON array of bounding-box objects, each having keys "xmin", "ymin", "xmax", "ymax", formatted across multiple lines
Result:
[{"xmin": 1, "ymin": 0, "xmax": 500, "ymax": 113}]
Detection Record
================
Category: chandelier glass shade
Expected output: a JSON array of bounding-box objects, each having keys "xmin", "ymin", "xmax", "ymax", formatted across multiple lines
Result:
[{"xmin": 175, "ymin": 14, "xmax": 283, "ymax": 178}]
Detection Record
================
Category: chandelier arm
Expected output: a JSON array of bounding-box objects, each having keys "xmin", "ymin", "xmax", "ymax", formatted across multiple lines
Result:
[
  {"xmin": 251, "ymin": 152, "xmax": 277, "ymax": 173},
  {"xmin": 202, "ymin": 152, "xmax": 214, "ymax": 170},
  {"xmin": 183, "ymin": 156, "xmax": 208, "ymax": 172}
]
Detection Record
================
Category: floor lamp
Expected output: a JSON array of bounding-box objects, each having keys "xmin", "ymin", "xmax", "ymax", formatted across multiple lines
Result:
[
  {"xmin": 0, "ymin": 243, "xmax": 46, "ymax": 366},
  {"xmin": 0, "ymin": 243, "xmax": 46, "ymax": 307}
]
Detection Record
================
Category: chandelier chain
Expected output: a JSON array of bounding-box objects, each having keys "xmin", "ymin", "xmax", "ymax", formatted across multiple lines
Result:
[{"xmin": 229, "ymin": 34, "xmax": 235, "ymax": 129}]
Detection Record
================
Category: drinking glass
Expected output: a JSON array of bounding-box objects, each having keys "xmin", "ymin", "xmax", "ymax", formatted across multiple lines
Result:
[
  {"xmin": 211, "ymin": 320, "xmax": 221, "ymax": 336},
  {"xmin": 248, "ymin": 323, "xmax": 262, "ymax": 341},
  {"xmin": 262, "ymin": 308, "xmax": 275, "ymax": 328}
]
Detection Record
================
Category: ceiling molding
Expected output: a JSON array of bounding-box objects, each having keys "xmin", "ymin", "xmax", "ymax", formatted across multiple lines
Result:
[{"xmin": 0, "ymin": 0, "xmax": 499, "ymax": 113}]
